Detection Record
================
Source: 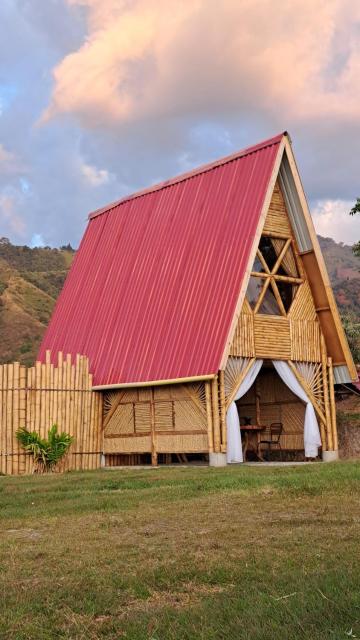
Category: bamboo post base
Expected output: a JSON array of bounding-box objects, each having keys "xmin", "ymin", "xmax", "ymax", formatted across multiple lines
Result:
[
  {"xmin": 322, "ymin": 450, "xmax": 339, "ymax": 462},
  {"xmin": 209, "ymin": 452, "xmax": 227, "ymax": 467}
]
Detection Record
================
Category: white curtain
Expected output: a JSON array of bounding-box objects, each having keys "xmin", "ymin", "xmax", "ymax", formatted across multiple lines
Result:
[
  {"xmin": 226, "ymin": 360, "xmax": 263, "ymax": 463},
  {"xmin": 272, "ymin": 360, "xmax": 321, "ymax": 458}
]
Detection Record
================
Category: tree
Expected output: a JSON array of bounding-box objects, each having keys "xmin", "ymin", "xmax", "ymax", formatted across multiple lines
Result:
[
  {"xmin": 341, "ymin": 311, "xmax": 360, "ymax": 364},
  {"xmin": 350, "ymin": 198, "xmax": 360, "ymax": 257},
  {"xmin": 16, "ymin": 424, "xmax": 73, "ymax": 473}
]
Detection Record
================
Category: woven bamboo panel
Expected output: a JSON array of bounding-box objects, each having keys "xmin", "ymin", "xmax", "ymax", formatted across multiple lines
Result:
[
  {"xmin": 229, "ymin": 312, "xmax": 255, "ymax": 357},
  {"xmin": 103, "ymin": 403, "xmax": 134, "ymax": 437},
  {"xmin": 278, "ymin": 402, "xmax": 305, "ymax": 450},
  {"xmin": 294, "ymin": 361, "xmax": 325, "ymax": 416},
  {"xmin": 138, "ymin": 388, "xmax": 151, "ymax": 402},
  {"xmin": 263, "ymin": 182, "xmax": 292, "ymax": 236},
  {"xmin": 134, "ymin": 402, "xmax": 151, "ymax": 433},
  {"xmin": 154, "ymin": 386, "xmax": 173, "ymax": 401},
  {"xmin": 0, "ymin": 352, "xmax": 103, "ymax": 475},
  {"xmin": 288, "ymin": 281, "xmax": 317, "ymax": 321},
  {"xmin": 156, "ymin": 433, "xmax": 208, "ymax": 453},
  {"xmin": 103, "ymin": 435, "xmax": 151, "ymax": 454},
  {"xmin": 174, "ymin": 399, "xmax": 207, "ymax": 431},
  {"xmin": 155, "ymin": 401, "xmax": 174, "ymax": 431},
  {"xmin": 224, "ymin": 357, "xmax": 251, "ymax": 405},
  {"xmin": 254, "ymin": 316, "xmax": 291, "ymax": 359},
  {"xmin": 103, "ymin": 382, "xmax": 207, "ymax": 454},
  {"xmin": 290, "ymin": 320, "xmax": 321, "ymax": 362}
]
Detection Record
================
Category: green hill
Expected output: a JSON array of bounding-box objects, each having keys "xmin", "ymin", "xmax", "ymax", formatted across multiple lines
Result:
[
  {"xmin": 0, "ymin": 239, "xmax": 75, "ymax": 365},
  {"xmin": 0, "ymin": 235, "xmax": 358, "ymax": 366}
]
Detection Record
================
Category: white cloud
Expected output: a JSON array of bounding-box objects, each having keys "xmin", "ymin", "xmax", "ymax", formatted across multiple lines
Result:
[
  {"xmin": 311, "ymin": 199, "xmax": 360, "ymax": 246},
  {"xmin": 80, "ymin": 161, "xmax": 113, "ymax": 186},
  {"xmin": 41, "ymin": 0, "xmax": 360, "ymax": 128}
]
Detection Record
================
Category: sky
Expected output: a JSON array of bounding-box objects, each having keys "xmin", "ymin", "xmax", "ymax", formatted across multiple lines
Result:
[{"xmin": 0, "ymin": 0, "xmax": 360, "ymax": 249}]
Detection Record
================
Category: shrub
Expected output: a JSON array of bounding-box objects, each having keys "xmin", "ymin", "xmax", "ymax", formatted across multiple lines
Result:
[{"xmin": 16, "ymin": 425, "xmax": 74, "ymax": 473}]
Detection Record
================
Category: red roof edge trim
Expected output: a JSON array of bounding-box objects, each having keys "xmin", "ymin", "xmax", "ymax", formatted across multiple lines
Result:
[{"xmin": 89, "ymin": 131, "xmax": 288, "ymax": 221}]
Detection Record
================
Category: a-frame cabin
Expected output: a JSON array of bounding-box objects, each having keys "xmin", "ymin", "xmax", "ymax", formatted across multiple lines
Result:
[{"xmin": 39, "ymin": 132, "xmax": 357, "ymax": 466}]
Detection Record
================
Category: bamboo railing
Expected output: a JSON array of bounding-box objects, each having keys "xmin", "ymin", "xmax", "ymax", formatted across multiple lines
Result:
[{"xmin": 0, "ymin": 351, "xmax": 103, "ymax": 475}]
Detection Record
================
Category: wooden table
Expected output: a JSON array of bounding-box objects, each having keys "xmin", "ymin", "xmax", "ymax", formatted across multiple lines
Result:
[{"xmin": 240, "ymin": 425, "xmax": 267, "ymax": 461}]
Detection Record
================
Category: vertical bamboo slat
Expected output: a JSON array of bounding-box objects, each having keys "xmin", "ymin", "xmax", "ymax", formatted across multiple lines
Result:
[
  {"xmin": 219, "ymin": 370, "xmax": 226, "ymax": 451},
  {"xmin": 205, "ymin": 381, "xmax": 214, "ymax": 452},
  {"xmin": 255, "ymin": 377, "xmax": 261, "ymax": 425},
  {"xmin": 19, "ymin": 366, "xmax": 27, "ymax": 474},
  {"xmin": 150, "ymin": 387, "xmax": 157, "ymax": 465},
  {"xmin": 0, "ymin": 366, "xmax": 3, "ymax": 475},
  {"xmin": 6, "ymin": 364, "xmax": 13, "ymax": 475},
  {"xmin": 211, "ymin": 376, "xmax": 221, "ymax": 453},
  {"xmin": 328, "ymin": 357, "xmax": 338, "ymax": 451},
  {"xmin": 320, "ymin": 334, "xmax": 333, "ymax": 451},
  {"xmin": 12, "ymin": 363, "xmax": 20, "ymax": 475}
]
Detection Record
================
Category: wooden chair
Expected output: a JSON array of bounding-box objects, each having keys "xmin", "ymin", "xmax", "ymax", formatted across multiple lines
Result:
[{"xmin": 259, "ymin": 422, "xmax": 283, "ymax": 461}]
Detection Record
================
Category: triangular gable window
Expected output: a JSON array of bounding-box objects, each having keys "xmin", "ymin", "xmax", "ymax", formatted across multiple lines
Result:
[{"xmin": 246, "ymin": 236, "xmax": 302, "ymax": 316}]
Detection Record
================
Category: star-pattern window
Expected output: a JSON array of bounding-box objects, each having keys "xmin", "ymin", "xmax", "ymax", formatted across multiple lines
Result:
[{"xmin": 246, "ymin": 236, "xmax": 302, "ymax": 316}]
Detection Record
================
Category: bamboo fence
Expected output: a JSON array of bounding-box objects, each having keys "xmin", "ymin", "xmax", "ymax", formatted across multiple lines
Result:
[{"xmin": 0, "ymin": 351, "xmax": 103, "ymax": 475}]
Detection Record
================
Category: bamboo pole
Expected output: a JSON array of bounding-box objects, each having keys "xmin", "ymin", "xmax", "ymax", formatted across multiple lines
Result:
[
  {"xmin": 328, "ymin": 357, "xmax": 338, "ymax": 451},
  {"xmin": 7, "ymin": 364, "xmax": 13, "ymax": 475},
  {"xmin": 150, "ymin": 387, "xmax": 157, "ymax": 465},
  {"xmin": 205, "ymin": 381, "xmax": 214, "ymax": 453},
  {"xmin": 19, "ymin": 366, "xmax": 26, "ymax": 474},
  {"xmin": 2, "ymin": 365, "xmax": 8, "ymax": 474},
  {"xmin": 45, "ymin": 350, "xmax": 51, "ymax": 431},
  {"xmin": 255, "ymin": 377, "xmax": 261, "ymax": 426},
  {"xmin": 211, "ymin": 376, "xmax": 221, "ymax": 453},
  {"xmin": 12, "ymin": 362, "xmax": 20, "ymax": 475},
  {"xmin": 82, "ymin": 356, "xmax": 90, "ymax": 470},
  {"xmin": 97, "ymin": 392, "xmax": 103, "ymax": 468},
  {"xmin": 219, "ymin": 370, "xmax": 226, "ymax": 451},
  {"xmin": 319, "ymin": 421, "xmax": 327, "ymax": 452},
  {"xmin": 0, "ymin": 365, "xmax": 3, "ymax": 475},
  {"xmin": 320, "ymin": 334, "xmax": 333, "ymax": 451}
]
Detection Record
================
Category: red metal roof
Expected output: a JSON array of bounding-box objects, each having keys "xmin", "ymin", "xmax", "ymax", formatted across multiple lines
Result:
[{"xmin": 39, "ymin": 132, "xmax": 284, "ymax": 386}]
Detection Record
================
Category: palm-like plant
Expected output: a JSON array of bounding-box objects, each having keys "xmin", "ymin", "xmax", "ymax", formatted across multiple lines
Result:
[{"xmin": 16, "ymin": 425, "xmax": 74, "ymax": 473}]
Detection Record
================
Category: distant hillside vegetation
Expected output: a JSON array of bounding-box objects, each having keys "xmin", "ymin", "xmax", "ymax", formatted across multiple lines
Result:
[
  {"xmin": 318, "ymin": 236, "xmax": 360, "ymax": 315},
  {"xmin": 0, "ymin": 239, "xmax": 75, "ymax": 365},
  {"xmin": 0, "ymin": 235, "xmax": 358, "ymax": 365}
]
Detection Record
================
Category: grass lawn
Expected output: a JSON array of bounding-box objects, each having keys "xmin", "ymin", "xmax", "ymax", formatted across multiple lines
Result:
[{"xmin": 1, "ymin": 462, "xmax": 360, "ymax": 639}]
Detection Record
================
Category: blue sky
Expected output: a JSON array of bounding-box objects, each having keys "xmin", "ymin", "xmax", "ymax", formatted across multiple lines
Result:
[{"xmin": 0, "ymin": 0, "xmax": 360, "ymax": 248}]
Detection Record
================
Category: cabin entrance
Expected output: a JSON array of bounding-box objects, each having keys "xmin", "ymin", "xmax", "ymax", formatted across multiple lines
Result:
[
  {"xmin": 226, "ymin": 358, "xmax": 322, "ymax": 462},
  {"xmin": 235, "ymin": 362, "xmax": 306, "ymax": 460}
]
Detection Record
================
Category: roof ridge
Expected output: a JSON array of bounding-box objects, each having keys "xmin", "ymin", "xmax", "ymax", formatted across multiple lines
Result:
[{"xmin": 89, "ymin": 131, "xmax": 287, "ymax": 220}]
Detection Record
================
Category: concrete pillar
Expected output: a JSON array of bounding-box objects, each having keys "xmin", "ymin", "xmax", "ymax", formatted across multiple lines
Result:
[
  {"xmin": 209, "ymin": 452, "xmax": 227, "ymax": 467},
  {"xmin": 322, "ymin": 450, "xmax": 339, "ymax": 462}
]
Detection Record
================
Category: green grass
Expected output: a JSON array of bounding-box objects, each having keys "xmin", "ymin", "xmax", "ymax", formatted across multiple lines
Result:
[{"xmin": 1, "ymin": 462, "xmax": 360, "ymax": 639}]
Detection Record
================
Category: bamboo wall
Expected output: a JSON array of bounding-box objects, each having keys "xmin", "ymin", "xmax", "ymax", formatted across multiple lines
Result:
[
  {"xmin": 0, "ymin": 351, "xmax": 103, "ymax": 475},
  {"xmin": 230, "ymin": 299, "xmax": 322, "ymax": 362},
  {"xmin": 103, "ymin": 382, "xmax": 209, "ymax": 462}
]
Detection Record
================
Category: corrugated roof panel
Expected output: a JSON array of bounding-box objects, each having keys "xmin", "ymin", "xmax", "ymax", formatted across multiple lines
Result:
[{"xmin": 39, "ymin": 133, "xmax": 284, "ymax": 385}]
